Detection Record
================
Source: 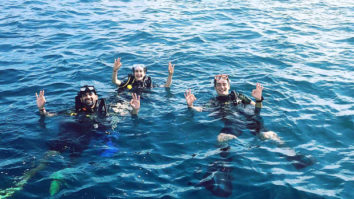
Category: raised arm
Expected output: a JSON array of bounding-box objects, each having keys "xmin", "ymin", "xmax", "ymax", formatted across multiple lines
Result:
[
  {"xmin": 130, "ymin": 93, "xmax": 140, "ymax": 115},
  {"xmin": 250, "ymin": 83, "xmax": 264, "ymax": 109},
  {"xmin": 112, "ymin": 58, "xmax": 122, "ymax": 86},
  {"xmin": 164, "ymin": 62, "xmax": 174, "ymax": 87},
  {"xmin": 184, "ymin": 89, "xmax": 203, "ymax": 112},
  {"xmin": 36, "ymin": 90, "xmax": 56, "ymax": 116},
  {"xmin": 36, "ymin": 90, "xmax": 47, "ymax": 115}
]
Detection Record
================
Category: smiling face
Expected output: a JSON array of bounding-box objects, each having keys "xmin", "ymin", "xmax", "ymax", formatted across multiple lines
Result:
[
  {"xmin": 214, "ymin": 78, "xmax": 230, "ymax": 96},
  {"xmin": 134, "ymin": 66, "xmax": 146, "ymax": 81},
  {"xmin": 80, "ymin": 91, "xmax": 98, "ymax": 108}
]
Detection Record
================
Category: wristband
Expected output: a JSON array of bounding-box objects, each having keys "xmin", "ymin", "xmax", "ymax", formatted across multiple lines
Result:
[{"xmin": 256, "ymin": 96, "xmax": 264, "ymax": 103}]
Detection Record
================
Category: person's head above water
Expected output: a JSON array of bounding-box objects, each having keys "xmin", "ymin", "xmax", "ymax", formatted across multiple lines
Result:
[
  {"xmin": 214, "ymin": 74, "xmax": 230, "ymax": 96},
  {"xmin": 77, "ymin": 85, "xmax": 98, "ymax": 108},
  {"xmin": 132, "ymin": 64, "xmax": 147, "ymax": 81}
]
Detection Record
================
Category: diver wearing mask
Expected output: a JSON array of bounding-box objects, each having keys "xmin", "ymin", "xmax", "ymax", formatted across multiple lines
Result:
[{"xmin": 74, "ymin": 85, "xmax": 106, "ymax": 116}]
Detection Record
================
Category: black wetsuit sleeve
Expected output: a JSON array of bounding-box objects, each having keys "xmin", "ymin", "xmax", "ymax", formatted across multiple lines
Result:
[
  {"xmin": 119, "ymin": 80, "xmax": 130, "ymax": 89},
  {"xmin": 238, "ymin": 93, "xmax": 252, "ymax": 104},
  {"xmin": 97, "ymin": 99, "xmax": 107, "ymax": 117},
  {"xmin": 201, "ymin": 99, "xmax": 217, "ymax": 112},
  {"xmin": 146, "ymin": 76, "xmax": 153, "ymax": 88},
  {"xmin": 119, "ymin": 75, "xmax": 133, "ymax": 89}
]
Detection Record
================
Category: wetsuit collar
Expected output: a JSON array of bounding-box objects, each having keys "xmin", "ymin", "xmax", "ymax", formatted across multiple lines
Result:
[
  {"xmin": 81, "ymin": 101, "xmax": 98, "ymax": 113},
  {"xmin": 216, "ymin": 94, "xmax": 230, "ymax": 102}
]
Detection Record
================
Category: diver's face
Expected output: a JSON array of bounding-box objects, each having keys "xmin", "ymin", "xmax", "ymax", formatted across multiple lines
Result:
[
  {"xmin": 215, "ymin": 79, "xmax": 230, "ymax": 96},
  {"xmin": 134, "ymin": 67, "xmax": 146, "ymax": 81},
  {"xmin": 80, "ymin": 92, "xmax": 98, "ymax": 108}
]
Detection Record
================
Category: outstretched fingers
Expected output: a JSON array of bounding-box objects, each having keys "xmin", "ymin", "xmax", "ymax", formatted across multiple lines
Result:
[
  {"xmin": 130, "ymin": 93, "xmax": 140, "ymax": 105},
  {"xmin": 185, "ymin": 89, "xmax": 195, "ymax": 100},
  {"xmin": 130, "ymin": 95, "xmax": 134, "ymax": 106},
  {"xmin": 184, "ymin": 89, "xmax": 197, "ymax": 107},
  {"xmin": 114, "ymin": 58, "xmax": 122, "ymax": 69},
  {"xmin": 168, "ymin": 62, "xmax": 175, "ymax": 73},
  {"xmin": 36, "ymin": 90, "xmax": 44, "ymax": 98},
  {"xmin": 252, "ymin": 83, "xmax": 264, "ymax": 100},
  {"xmin": 132, "ymin": 92, "xmax": 137, "ymax": 100},
  {"xmin": 184, "ymin": 89, "xmax": 190, "ymax": 99},
  {"xmin": 36, "ymin": 90, "xmax": 46, "ymax": 109}
]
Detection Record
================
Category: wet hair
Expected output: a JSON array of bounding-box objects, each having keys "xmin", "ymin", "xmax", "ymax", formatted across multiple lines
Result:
[
  {"xmin": 214, "ymin": 78, "xmax": 230, "ymax": 87},
  {"xmin": 132, "ymin": 64, "xmax": 147, "ymax": 74}
]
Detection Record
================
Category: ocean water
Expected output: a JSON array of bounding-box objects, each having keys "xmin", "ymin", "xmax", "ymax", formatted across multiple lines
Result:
[{"xmin": 0, "ymin": 0, "xmax": 353, "ymax": 198}]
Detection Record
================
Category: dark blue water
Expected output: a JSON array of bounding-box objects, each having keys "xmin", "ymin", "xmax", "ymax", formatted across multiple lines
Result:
[{"xmin": 0, "ymin": 0, "xmax": 353, "ymax": 198}]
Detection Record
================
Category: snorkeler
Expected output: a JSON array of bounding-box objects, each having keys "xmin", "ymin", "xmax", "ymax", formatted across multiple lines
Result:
[
  {"xmin": 185, "ymin": 74, "xmax": 314, "ymax": 197},
  {"xmin": 111, "ymin": 57, "xmax": 174, "ymax": 91},
  {"xmin": 184, "ymin": 74, "xmax": 280, "ymax": 143},
  {"xmin": 0, "ymin": 86, "xmax": 140, "ymax": 199}
]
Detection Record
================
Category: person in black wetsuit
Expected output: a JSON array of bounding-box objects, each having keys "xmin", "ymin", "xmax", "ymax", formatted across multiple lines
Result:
[
  {"xmin": 36, "ymin": 85, "xmax": 140, "ymax": 156},
  {"xmin": 184, "ymin": 75, "xmax": 313, "ymax": 197},
  {"xmin": 0, "ymin": 86, "xmax": 141, "ymax": 198},
  {"xmin": 37, "ymin": 85, "xmax": 140, "ymax": 116},
  {"xmin": 184, "ymin": 74, "xmax": 281, "ymax": 143},
  {"xmin": 111, "ymin": 57, "xmax": 175, "ymax": 92}
]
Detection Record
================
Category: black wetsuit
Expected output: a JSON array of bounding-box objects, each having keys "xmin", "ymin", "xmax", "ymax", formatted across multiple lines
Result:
[
  {"xmin": 204, "ymin": 90, "xmax": 265, "ymax": 137},
  {"xmin": 195, "ymin": 90, "xmax": 313, "ymax": 196},
  {"xmin": 47, "ymin": 99, "xmax": 109, "ymax": 157},
  {"xmin": 210, "ymin": 90, "xmax": 252, "ymax": 106},
  {"xmin": 75, "ymin": 98, "xmax": 107, "ymax": 117},
  {"xmin": 118, "ymin": 74, "xmax": 153, "ymax": 93},
  {"xmin": 194, "ymin": 91, "xmax": 260, "ymax": 197}
]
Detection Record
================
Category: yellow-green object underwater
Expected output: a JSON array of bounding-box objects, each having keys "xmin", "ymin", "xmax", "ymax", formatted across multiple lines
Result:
[
  {"xmin": 49, "ymin": 171, "xmax": 64, "ymax": 196},
  {"xmin": 49, "ymin": 180, "xmax": 61, "ymax": 196},
  {"xmin": 0, "ymin": 155, "xmax": 49, "ymax": 199}
]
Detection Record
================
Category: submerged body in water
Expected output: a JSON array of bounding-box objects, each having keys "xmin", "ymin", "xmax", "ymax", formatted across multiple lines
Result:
[
  {"xmin": 185, "ymin": 76, "xmax": 314, "ymax": 197},
  {"xmin": 0, "ymin": 86, "xmax": 139, "ymax": 199},
  {"xmin": 193, "ymin": 99, "xmax": 314, "ymax": 197}
]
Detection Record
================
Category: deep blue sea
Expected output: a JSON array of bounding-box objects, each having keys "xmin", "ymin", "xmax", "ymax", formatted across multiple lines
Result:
[{"xmin": 0, "ymin": 0, "xmax": 353, "ymax": 198}]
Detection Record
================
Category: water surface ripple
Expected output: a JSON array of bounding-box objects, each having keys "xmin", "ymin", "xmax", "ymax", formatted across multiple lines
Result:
[{"xmin": 0, "ymin": 0, "xmax": 353, "ymax": 199}]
